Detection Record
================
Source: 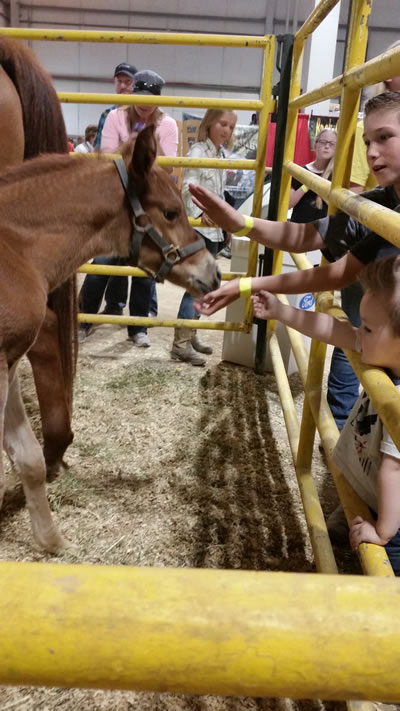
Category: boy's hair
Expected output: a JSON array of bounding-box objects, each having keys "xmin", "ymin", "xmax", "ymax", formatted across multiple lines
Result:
[
  {"xmin": 360, "ymin": 255, "xmax": 400, "ymax": 336},
  {"xmin": 197, "ymin": 109, "xmax": 237, "ymax": 150},
  {"xmin": 364, "ymin": 90, "xmax": 400, "ymax": 118}
]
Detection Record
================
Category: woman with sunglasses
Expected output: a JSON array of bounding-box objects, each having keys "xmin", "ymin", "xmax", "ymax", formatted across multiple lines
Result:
[{"xmin": 289, "ymin": 128, "xmax": 337, "ymax": 223}]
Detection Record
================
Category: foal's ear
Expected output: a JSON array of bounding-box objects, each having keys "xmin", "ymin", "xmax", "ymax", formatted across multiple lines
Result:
[{"xmin": 130, "ymin": 125, "xmax": 157, "ymax": 182}]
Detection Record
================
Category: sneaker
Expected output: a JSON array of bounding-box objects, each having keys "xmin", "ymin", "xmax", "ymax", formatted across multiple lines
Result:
[
  {"xmin": 128, "ymin": 332, "xmax": 150, "ymax": 348},
  {"xmin": 219, "ymin": 247, "xmax": 232, "ymax": 259},
  {"xmin": 78, "ymin": 324, "xmax": 94, "ymax": 343}
]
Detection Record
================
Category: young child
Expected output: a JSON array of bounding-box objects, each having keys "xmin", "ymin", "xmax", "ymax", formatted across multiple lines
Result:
[
  {"xmin": 190, "ymin": 91, "xmax": 400, "ymax": 317},
  {"xmin": 251, "ymin": 255, "xmax": 400, "ymax": 574}
]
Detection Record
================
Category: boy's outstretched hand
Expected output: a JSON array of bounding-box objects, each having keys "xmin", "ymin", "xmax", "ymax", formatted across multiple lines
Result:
[
  {"xmin": 189, "ymin": 184, "xmax": 246, "ymax": 234},
  {"xmin": 194, "ymin": 279, "xmax": 241, "ymax": 315},
  {"xmin": 252, "ymin": 291, "xmax": 280, "ymax": 320}
]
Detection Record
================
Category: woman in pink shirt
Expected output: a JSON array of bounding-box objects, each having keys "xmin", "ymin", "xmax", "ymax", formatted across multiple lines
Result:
[
  {"xmin": 101, "ymin": 69, "xmax": 178, "ymax": 165},
  {"xmin": 100, "ymin": 70, "xmax": 178, "ymax": 347}
]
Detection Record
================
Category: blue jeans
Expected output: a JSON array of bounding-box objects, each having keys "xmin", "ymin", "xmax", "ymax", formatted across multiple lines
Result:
[
  {"xmin": 327, "ymin": 282, "xmax": 363, "ymax": 430},
  {"xmin": 127, "ymin": 277, "xmax": 153, "ymax": 336},
  {"xmin": 177, "ymin": 235, "xmax": 219, "ymax": 320},
  {"xmin": 370, "ymin": 509, "xmax": 400, "ymax": 575},
  {"xmin": 385, "ymin": 530, "xmax": 400, "ymax": 575},
  {"xmin": 79, "ymin": 257, "xmax": 128, "ymax": 314}
]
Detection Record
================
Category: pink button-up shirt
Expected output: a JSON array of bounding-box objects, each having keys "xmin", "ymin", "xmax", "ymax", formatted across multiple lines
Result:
[{"xmin": 101, "ymin": 106, "xmax": 178, "ymax": 157}]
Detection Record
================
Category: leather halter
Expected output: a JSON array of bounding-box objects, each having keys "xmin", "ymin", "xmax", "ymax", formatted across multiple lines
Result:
[{"xmin": 114, "ymin": 158, "xmax": 206, "ymax": 283}]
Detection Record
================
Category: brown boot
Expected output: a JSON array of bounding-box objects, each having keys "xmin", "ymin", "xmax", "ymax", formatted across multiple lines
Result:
[
  {"xmin": 171, "ymin": 328, "xmax": 205, "ymax": 366},
  {"xmin": 191, "ymin": 329, "xmax": 213, "ymax": 355}
]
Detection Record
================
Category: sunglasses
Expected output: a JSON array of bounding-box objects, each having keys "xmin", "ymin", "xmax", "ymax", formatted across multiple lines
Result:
[{"xmin": 134, "ymin": 80, "xmax": 161, "ymax": 96}]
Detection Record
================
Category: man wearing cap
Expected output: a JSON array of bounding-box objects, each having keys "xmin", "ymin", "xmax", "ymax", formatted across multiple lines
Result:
[{"xmin": 93, "ymin": 62, "xmax": 137, "ymax": 150}]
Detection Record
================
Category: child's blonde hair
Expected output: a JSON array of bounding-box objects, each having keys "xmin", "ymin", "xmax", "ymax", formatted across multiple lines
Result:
[
  {"xmin": 197, "ymin": 109, "xmax": 237, "ymax": 150},
  {"xmin": 360, "ymin": 255, "xmax": 400, "ymax": 336}
]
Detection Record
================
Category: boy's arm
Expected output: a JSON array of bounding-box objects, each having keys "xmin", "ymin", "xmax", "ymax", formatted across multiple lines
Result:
[
  {"xmin": 188, "ymin": 184, "xmax": 324, "ymax": 252},
  {"xmin": 350, "ymin": 454, "xmax": 400, "ymax": 549},
  {"xmin": 194, "ymin": 252, "xmax": 363, "ymax": 316},
  {"xmin": 252, "ymin": 291, "xmax": 358, "ymax": 350}
]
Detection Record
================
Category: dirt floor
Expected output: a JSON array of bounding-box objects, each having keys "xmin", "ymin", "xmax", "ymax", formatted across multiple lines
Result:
[{"xmin": 0, "ymin": 258, "xmax": 360, "ymax": 710}]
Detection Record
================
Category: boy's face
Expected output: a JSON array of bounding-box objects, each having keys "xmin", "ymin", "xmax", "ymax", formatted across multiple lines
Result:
[
  {"xmin": 359, "ymin": 290, "xmax": 400, "ymax": 376},
  {"xmin": 363, "ymin": 109, "xmax": 400, "ymax": 193}
]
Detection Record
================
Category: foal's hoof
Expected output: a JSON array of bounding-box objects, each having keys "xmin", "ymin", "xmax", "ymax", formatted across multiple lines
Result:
[{"xmin": 46, "ymin": 458, "xmax": 69, "ymax": 482}]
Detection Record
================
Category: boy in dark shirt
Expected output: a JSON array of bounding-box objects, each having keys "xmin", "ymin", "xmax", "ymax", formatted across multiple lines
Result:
[{"xmin": 190, "ymin": 92, "xmax": 400, "ymax": 315}]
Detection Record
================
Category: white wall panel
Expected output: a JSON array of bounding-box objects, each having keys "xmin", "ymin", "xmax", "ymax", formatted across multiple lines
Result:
[{"xmin": 33, "ymin": 39, "xmax": 81, "ymax": 76}]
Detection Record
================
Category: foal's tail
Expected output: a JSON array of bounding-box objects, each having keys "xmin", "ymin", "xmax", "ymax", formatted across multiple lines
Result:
[{"xmin": 0, "ymin": 36, "xmax": 77, "ymax": 411}]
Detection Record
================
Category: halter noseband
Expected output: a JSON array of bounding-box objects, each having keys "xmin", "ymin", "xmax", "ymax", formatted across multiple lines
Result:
[{"xmin": 114, "ymin": 158, "xmax": 206, "ymax": 283}]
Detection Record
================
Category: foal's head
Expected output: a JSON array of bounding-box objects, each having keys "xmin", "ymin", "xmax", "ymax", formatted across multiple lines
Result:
[{"xmin": 122, "ymin": 127, "xmax": 220, "ymax": 297}]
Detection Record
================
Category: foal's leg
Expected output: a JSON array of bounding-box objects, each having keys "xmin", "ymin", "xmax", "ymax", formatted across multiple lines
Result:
[
  {"xmin": 27, "ymin": 308, "xmax": 74, "ymax": 476},
  {"xmin": 0, "ymin": 353, "xmax": 9, "ymax": 511},
  {"xmin": 4, "ymin": 369, "xmax": 67, "ymax": 551}
]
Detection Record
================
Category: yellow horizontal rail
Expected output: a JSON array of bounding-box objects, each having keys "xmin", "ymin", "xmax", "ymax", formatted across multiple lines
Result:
[
  {"xmin": 290, "ymin": 43, "xmax": 400, "ymax": 109},
  {"xmin": 2, "ymin": 562, "xmax": 400, "ymax": 699},
  {"xmin": 330, "ymin": 186, "xmax": 400, "ymax": 249},
  {"xmin": 284, "ymin": 160, "xmax": 331, "ymax": 200},
  {"xmin": 0, "ymin": 27, "xmax": 270, "ymax": 48},
  {"xmin": 78, "ymin": 314, "xmax": 244, "ymax": 331},
  {"xmin": 72, "ymin": 151, "xmax": 259, "ymax": 170},
  {"xmin": 58, "ymin": 91, "xmax": 267, "ymax": 112},
  {"xmin": 77, "ymin": 264, "xmax": 244, "ymax": 281},
  {"xmin": 284, "ymin": 161, "xmax": 400, "ymax": 248},
  {"xmin": 296, "ymin": 0, "xmax": 341, "ymax": 43},
  {"xmin": 157, "ymin": 156, "xmax": 258, "ymax": 169}
]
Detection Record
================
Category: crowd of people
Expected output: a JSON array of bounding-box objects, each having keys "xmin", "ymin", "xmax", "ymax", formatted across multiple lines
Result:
[{"xmin": 74, "ymin": 48, "xmax": 400, "ymax": 572}]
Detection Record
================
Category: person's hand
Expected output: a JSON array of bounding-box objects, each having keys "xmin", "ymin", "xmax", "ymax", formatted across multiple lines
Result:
[
  {"xmin": 194, "ymin": 279, "xmax": 241, "ymax": 316},
  {"xmin": 349, "ymin": 516, "xmax": 389, "ymax": 550},
  {"xmin": 189, "ymin": 184, "xmax": 246, "ymax": 234},
  {"xmin": 201, "ymin": 212, "xmax": 217, "ymax": 228},
  {"xmin": 251, "ymin": 291, "xmax": 280, "ymax": 321}
]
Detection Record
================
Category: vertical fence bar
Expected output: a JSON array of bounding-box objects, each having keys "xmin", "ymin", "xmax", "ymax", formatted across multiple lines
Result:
[{"xmin": 254, "ymin": 33, "xmax": 294, "ymax": 373}]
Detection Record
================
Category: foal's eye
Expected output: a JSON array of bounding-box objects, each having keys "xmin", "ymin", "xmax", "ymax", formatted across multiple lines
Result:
[{"xmin": 163, "ymin": 210, "xmax": 178, "ymax": 221}]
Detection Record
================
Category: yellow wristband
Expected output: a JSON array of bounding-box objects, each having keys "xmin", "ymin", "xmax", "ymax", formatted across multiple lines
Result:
[
  {"xmin": 239, "ymin": 277, "xmax": 252, "ymax": 299},
  {"xmin": 300, "ymin": 184, "xmax": 308, "ymax": 193},
  {"xmin": 234, "ymin": 214, "xmax": 254, "ymax": 236}
]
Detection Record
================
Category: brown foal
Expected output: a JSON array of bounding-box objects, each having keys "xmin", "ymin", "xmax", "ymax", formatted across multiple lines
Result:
[{"xmin": 0, "ymin": 127, "xmax": 219, "ymax": 551}]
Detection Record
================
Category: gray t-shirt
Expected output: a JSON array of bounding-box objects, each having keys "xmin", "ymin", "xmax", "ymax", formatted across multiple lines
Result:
[{"xmin": 333, "ymin": 374, "xmax": 400, "ymax": 512}]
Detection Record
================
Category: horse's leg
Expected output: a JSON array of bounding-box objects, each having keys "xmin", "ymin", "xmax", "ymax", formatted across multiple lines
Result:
[
  {"xmin": 27, "ymin": 307, "xmax": 74, "ymax": 477},
  {"xmin": 0, "ymin": 353, "xmax": 9, "ymax": 512},
  {"xmin": 4, "ymin": 367, "xmax": 67, "ymax": 551}
]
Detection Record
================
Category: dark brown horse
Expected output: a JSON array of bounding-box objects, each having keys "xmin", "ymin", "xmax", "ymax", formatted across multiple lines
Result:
[
  {"xmin": 0, "ymin": 37, "xmax": 76, "ymax": 475},
  {"xmin": 0, "ymin": 127, "xmax": 220, "ymax": 551}
]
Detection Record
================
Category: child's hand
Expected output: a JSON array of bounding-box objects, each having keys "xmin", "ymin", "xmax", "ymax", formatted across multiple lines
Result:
[
  {"xmin": 194, "ymin": 279, "xmax": 240, "ymax": 315},
  {"xmin": 252, "ymin": 291, "xmax": 280, "ymax": 320},
  {"xmin": 349, "ymin": 516, "xmax": 389, "ymax": 550},
  {"xmin": 189, "ymin": 184, "xmax": 246, "ymax": 234},
  {"xmin": 201, "ymin": 212, "xmax": 217, "ymax": 228}
]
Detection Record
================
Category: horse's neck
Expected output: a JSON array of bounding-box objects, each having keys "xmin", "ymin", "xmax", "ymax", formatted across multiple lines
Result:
[{"xmin": 7, "ymin": 159, "xmax": 131, "ymax": 292}]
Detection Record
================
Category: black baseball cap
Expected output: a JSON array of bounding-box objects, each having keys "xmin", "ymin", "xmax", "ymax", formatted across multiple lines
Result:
[{"xmin": 114, "ymin": 62, "xmax": 137, "ymax": 79}]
